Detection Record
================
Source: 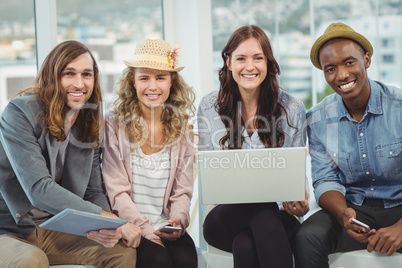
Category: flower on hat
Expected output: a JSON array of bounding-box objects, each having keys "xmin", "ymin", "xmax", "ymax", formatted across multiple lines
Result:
[{"xmin": 168, "ymin": 47, "xmax": 182, "ymax": 69}]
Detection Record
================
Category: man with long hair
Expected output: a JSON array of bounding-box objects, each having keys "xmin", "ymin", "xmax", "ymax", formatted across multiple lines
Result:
[{"xmin": 0, "ymin": 40, "xmax": 139, "ymax": 267}]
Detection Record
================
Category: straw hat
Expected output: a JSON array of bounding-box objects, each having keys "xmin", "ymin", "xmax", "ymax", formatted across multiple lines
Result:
[
  {"xmin": 310, "ymin": 22, "xmax": 373, "ymax": 69},
  {"xmin": 124, "ymin": 39, "xmax": 184, "ymax": 72}
]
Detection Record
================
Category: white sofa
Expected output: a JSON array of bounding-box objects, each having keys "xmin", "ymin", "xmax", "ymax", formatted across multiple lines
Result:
[
  {"xmin": 204, "ymin": 245, "xmax": 402, "ymax": 268},
  {"xmin": 50, "ymin": 264, "xmax": 94, "ymax": 268}
]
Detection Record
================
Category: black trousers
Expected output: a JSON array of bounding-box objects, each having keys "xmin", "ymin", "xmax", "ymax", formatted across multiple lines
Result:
[
  {"xmin": 136, "ymin": 232, "xmax": 198, "ymax": 268},
  {"xmin": 294, "ymin": 199, "xmax": 402, "ymax": 268},
  {"xmin": 203, "ymin": 203, "xmax": 300, "ymax": 268}
]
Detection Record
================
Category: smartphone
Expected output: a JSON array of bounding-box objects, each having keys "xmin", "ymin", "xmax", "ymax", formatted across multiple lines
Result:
[
  {"xmin": 351, "ymin": 218, "xmax": 370, "ymax": 232},
  {"xmin": 159, "ymin": 224, "xmax": 182, "ymax": 233}
]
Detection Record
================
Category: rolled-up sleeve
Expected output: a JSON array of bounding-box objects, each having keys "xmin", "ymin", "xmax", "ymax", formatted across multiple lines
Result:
[{"xmin": 307, "ymin": 110, "xmax": 346, "ymax": 205}]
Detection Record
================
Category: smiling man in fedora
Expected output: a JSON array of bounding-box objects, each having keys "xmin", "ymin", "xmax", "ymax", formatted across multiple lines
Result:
[{"xmin": 293, "ymin": 22, "xmax": 402, "ymax": 267}]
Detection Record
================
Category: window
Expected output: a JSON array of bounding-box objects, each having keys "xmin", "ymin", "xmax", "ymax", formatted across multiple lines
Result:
[
  {"xmin": 0, "ymin": 0, "xmax": 37, "ymax": 111},
  {"xmin": 381, "ymin": 38, "xmax": 395, "ymax": 47},
  {"xmin": 382, "ymin": 54, "xmax": 395, "ymax": 63},
  {"xmin": 210, "ymin": 0, "xmax": 402, "ymax": 109}
]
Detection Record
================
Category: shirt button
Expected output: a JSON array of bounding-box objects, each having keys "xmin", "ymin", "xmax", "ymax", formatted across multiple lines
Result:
[
  {"xmin": 15, "ymin": 213, "xmax": 21, "ymax": 219},
  {"xmin": 390, "ymin": 151, "xmax": 393, "ymax": 155},
  {"xmin": 333, "ymin": 153, "xmax": 337, "ymax": 157},
  {"xmin": 366, "ymin": 171, "xmax": 370, "ymax": 175},
  {"xmin": 360, "ymin": 133, "xmax": 364, "ymax": 136},
  {"xmin": 362, "ymin": 154, "xmax": 366, "ymax": 158}
]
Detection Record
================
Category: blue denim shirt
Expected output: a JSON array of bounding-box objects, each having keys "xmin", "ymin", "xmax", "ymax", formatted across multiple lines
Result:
[{"xmin": 307, "ymin": 79, "xmax": 402, "ymax": 208}]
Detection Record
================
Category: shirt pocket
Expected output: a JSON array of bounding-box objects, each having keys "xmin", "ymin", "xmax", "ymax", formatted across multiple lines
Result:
[{"xmin": 376, "ymin": 141, "xmax": 402, "ymax": 178}]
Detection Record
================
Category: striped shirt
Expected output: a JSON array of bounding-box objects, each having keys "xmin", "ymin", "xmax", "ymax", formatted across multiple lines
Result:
[{"xmin": 131, "ymin": 146, "xmax": 170, "ymax": 229}]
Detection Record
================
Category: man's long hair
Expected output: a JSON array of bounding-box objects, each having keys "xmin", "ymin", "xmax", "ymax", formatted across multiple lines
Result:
[
  {"xmin": 217, "ymin": 25, "xmax": 289, "ymax": 149},
  {"xmin": 21, "ymin": 40, "xmax": 103, "ymax": 148}
]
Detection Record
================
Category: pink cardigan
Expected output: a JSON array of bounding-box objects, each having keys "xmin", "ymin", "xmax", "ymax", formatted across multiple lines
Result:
[{"xmin": 102, "ymin": 113, "xmax": 194, "ymax": 241}]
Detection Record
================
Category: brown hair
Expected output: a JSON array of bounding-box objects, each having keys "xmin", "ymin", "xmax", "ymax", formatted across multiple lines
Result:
[
  {"xmin": 21, "ymin": 40, "xmax": 103, "ymax": 148},
  {"xmin": 217, "ymin": 25, "xmax": 289, "ymax": 149}
]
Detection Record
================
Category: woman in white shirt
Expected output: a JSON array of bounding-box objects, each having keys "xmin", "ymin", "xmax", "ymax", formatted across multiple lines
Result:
[
  {"xmin": 102, "ymin": 39, "xmax": 197, "ymax": 268},
  {"xmin": 197, "ymin": 25, "xmax": 309, "ymax": 268}
]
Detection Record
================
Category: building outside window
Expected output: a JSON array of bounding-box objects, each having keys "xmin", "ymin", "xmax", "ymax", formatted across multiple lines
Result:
[
  {"xmin": 0, "ymin": 0, "xmax": 36, "ymax": 111},
  {"xmin": 382, "ymin": 54, "xmax": 395, "ymax": 63},
  {"xmin": 210, "ymin": 0, "xmax": 402, "ymax": 109}
]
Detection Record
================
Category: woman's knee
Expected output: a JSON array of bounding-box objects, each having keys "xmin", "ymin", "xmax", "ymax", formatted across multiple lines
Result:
[
  {"xmin": 152, "ymin": 253, "xmax": 172, "ymax": 267},
  {"xmin": 140, "ymin": 250, "xmax": 172, "ymax": 268},
  {"xmin": 174, "ymin": 254, "xmax": 197, "ymax": 268},
  {"xmin": 232, "ymin": 231, "xmax": 258, "ymax": 267},
  {"xmin": 232, "ymin": 231, "xmax": 254, "ymax": 255}
]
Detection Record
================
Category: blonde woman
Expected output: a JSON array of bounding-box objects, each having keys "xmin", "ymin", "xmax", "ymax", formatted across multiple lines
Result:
[{"xmin": 102, "ymin": 39, "xmax": 197, "ymax": 268}]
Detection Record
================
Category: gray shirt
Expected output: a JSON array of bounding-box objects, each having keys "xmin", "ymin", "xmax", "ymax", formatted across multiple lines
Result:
[{"xmin": 197, "ymin": 90, "xmax": 307, "ymax": 151}]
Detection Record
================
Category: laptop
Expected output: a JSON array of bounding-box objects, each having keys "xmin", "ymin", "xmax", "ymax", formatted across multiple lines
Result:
[{"xmin": 197, "ymin": 147, "xmax": 306, "ymax": 204}]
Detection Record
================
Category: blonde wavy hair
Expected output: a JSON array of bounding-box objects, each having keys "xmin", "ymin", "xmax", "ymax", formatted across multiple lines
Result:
[
  {"xmin": 113, "ymin": 67, "xmax": 195, "ymax": 146},
  {"xmin": 19, "ymin": 40, "xmax": 103, "ymax": 149}
]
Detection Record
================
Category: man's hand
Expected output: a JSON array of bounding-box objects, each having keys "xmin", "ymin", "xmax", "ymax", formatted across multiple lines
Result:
[
  {"xmin": 120, "ymin": 222, "xmax": 142, "ymax": 248},
  {"xmin": 87, "ymin": 210, "xmax": 141, "ymax": 248},
  {"xmin": 87, "ymin": 228, "xmax": 123, "ymax": 248},
  {"xmin": 367, "ymin": 220, "xmax": 402, "ymax": 256},
  {"xmin": 341, "ymin": 207, "xmax": 374, "ymax": 243},
  {"xmin": 345, "ymin": 213, "xmax": 375, "ymax": 243},
  {"xmin": 154, "ymin": 218, "xmax": 183, "ymax": 241}
]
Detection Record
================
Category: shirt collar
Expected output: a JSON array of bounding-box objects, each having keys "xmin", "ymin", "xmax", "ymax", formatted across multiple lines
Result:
[{"xmin": 338, "ymin": 78, "xmax": 383, "ymax": 121}]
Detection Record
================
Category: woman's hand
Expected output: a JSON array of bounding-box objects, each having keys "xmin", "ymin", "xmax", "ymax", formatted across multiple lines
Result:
[
  {"xmin": 154, "ymin": 218, "xmax": 183, "ymax": 241},
  {"xmin": 283, "ymin": 190, "xmax": 309, "ymax": 216}
]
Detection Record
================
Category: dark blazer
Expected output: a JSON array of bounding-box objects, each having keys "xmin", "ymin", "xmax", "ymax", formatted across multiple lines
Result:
[{"xmin": 0, "ymin": 94, "xmax": 110, "ymax": 238}]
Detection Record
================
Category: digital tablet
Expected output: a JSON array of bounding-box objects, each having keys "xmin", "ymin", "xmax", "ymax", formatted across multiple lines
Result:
[{"xmin": 39, "ymin": 208, "xmax": 127, "ymax": 237}]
